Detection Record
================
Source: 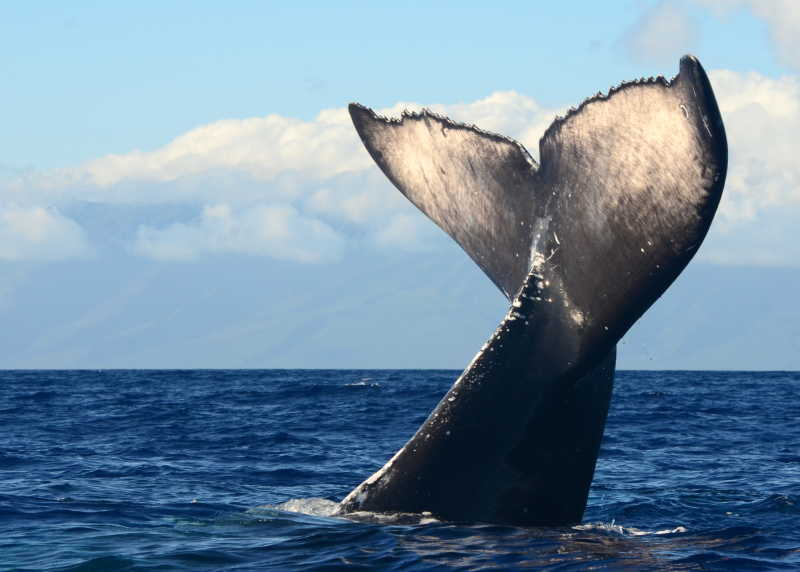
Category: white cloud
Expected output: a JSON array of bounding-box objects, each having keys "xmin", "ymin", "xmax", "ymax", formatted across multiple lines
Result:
[
  {"xmin": 0, "ymin": 205, "xmax": 91, "ymax": 261},
  {"xmin": 49, "ymin": 91, "xmax": 556, "ymax": 199},
  {"xmin": 74, "ymin": 109, "xmax": 370, "ymax": 188},
  {"xmin": 624, "ymin": 0, "xmax": 698, "ymax": 65},
  {"xmin": 133, "ymin": 203, "xmax": 344, "ymax": 263}
]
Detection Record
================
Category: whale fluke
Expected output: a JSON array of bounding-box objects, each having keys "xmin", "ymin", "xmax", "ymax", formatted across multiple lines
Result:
[{"xmin": 340, "ymin": 56, "xmax": 727, "ymax": 525}]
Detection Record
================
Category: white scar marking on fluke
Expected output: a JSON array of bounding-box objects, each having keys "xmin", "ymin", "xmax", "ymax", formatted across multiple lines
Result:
[
  {"xmin": 530, "ymin": 216, "xmax": 589, "ymax": 328},
  {"xmin": 528, "ymin": 217, "xmax": 551, "ymax": 273}
]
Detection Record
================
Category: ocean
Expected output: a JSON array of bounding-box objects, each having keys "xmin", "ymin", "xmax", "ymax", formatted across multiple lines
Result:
[{"xmin": 1, "ymin": 369, "xmax": 798, "ymax": 570}]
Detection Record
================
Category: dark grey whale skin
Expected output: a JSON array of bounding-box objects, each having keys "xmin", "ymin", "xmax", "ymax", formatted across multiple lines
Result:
[{"xmin": 339, "ymin": 56, "xmax": 727, "ymax": 526}]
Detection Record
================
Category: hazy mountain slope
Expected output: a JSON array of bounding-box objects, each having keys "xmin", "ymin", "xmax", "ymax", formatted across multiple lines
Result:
[{"xmin": 0, "ymin": 246, "xmax": 796, "ymax": 369}]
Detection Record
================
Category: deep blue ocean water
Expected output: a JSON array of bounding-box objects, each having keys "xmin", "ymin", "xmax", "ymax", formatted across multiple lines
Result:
[{"xmin": 1, "ymin": 369, "xmax": 798, "ymax": 571}]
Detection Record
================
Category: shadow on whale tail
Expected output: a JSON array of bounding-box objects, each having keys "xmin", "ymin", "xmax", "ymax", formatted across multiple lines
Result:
[{"xmin": 341, "ymin": 56, "xmax": 727, "ymax": 525}]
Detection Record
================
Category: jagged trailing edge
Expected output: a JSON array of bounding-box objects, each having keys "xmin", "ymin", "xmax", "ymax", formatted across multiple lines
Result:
[
  {"xmin": 349, "ymin": 57, "xmax": 697, "ymax": 169},
  {"xmin": 541, "ymin": 71, "xmax": 674, "ymax": 143},
  {"xmin": 347, "ymin": 102, "xmax": 539, "ymax": 169}
]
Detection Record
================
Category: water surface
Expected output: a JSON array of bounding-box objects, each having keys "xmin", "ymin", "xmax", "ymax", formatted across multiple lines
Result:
[{"xmin": 1, "ymin": 370, "xmax": 798, "ymax": 570}]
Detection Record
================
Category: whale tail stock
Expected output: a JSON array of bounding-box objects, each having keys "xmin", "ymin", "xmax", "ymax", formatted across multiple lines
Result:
[{"xmin": 341, "ymin": 56, "xmax": 727, "ymax": 525}]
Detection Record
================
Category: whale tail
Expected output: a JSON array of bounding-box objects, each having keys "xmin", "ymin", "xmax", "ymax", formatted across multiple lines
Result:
[{"xmin": 343, "ymin": 56, "xmax": 726, "ymax": 525}]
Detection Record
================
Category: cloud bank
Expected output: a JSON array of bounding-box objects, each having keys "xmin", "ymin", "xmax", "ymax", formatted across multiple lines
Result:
[
  {"xmin": 2, "ymin": 67, "xmax": 798, "ymax": 267},
  {"xmin": 133, "ymin": 203, "xmax": 344, "ymax": 262},
  {"xmin": 698, "ymin": 69, "xmax": 800, "ymax": 265}
]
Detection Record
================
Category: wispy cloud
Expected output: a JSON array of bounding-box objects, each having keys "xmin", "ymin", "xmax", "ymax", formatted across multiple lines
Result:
[
  {"xmin": 696, "ymin": 0, "xmax": 800, "ymax": 70},
  {"xmin": 623, "ymin": 1, "xmax": 698, "ymax": 65}
]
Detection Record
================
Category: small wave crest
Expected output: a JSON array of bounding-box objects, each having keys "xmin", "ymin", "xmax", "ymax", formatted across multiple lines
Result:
[
  {"xmin": 343, "ymin": 378, "xmax": 381, "ymax": 387},
  {"xmin": 343, "ymin": 510, "xmax": 441, "ymax": 525},
  {"xmin": 574, "ymin": 522, "xmax": 688, "ymax": 536}
]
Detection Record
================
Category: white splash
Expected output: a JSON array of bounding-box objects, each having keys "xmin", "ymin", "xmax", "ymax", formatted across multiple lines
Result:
[{"xmin": 261, "ymin": 497, "xmax": 341, "ymax": 517}]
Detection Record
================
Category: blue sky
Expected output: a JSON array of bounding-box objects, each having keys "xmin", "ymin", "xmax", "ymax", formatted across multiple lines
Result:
[
  {"xmin": 0, "ymin": 1, "xmax": 781, "ymax": 167},
  {"xmin": 0, "ymin": 1, "xmax": 798, "ymax": 368}
]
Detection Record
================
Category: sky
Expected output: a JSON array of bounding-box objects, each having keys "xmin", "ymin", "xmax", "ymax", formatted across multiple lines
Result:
[{"xmin": 0, "ymin": 0, "xmax": 798, "ymax": 369}]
